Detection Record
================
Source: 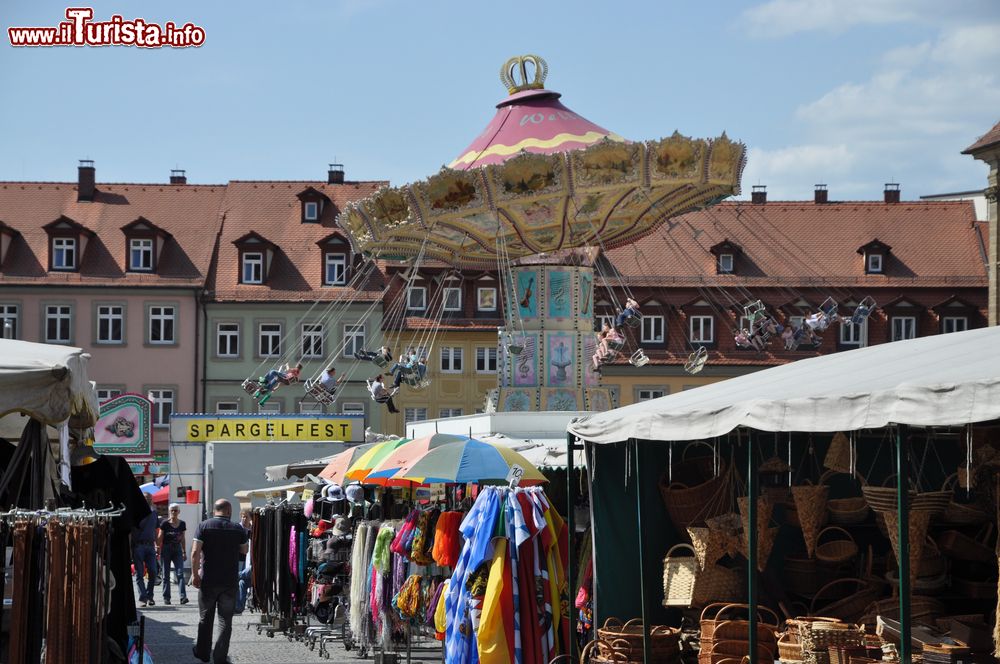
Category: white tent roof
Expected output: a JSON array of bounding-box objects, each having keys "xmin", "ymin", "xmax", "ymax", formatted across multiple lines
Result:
[
  {"xmin": 569, "ymin": 326, "xmax": 1000, "ymax": 444},
  {"xmin": 0, "ymin": 339, "xmax": 99, "ymax": 427}
]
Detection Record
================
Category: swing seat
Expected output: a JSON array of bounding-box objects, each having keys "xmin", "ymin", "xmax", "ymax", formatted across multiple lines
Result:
[
  {"xmin": 409, "ymin": 379, "xmax": 431, "ymax": 392},
  {"xmin": 304, "ymin": 379, "xmax": 337, "ymax": 406},
  {"xmin": 241, "ymin": 378, "xmax": 262, "ymax": 396},
  {"xmin": 629, "ymin": 349, "xmax": 650, "ymax": 367},
  {"xmin": 849, "ymin": 296, "xmax": 877, "ymax": 326},
  {"xmin": 371, "ymin": 387, "xmax": 399, "ymax": 404},
  {"xmin": 743, "ymin": 299, "xmax": 766, "ymax": 324},
  {"xmin": 372, "ymin": 355, "xmax": 390, "ymax": 368},
  {"xmin": 606, "ymin": 337, "xmax": 625, "ymax": 352},
  {"xmin": 684, "ymin": 347, "xmax": 708, "ymax": 374},
  {"xmin": 597, "ymin": 350, "xmax": 619, "ymax": 367},
  {"xmin": 624, "ymin": 313, "xmax": 642, "ymax": 328},
  {"xmin": 820, "ymin": 296, "xmax": 840, "ymax": 321}
]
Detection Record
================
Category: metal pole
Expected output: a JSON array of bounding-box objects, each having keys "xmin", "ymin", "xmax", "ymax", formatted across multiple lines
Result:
[
  {"xmin": 632, "ymin": 438, "xmax": 651, "ymax": 664},
  {"xmin": 747, "ymin": 430, "xmax": 758, "ymax": 664},
  {"xmin": 896, "ymin": 426, "xmax": 911, "ymax": 664},
  {"xmin": 566, "ymin": 431, "xmax": 578, "ymax": 661}
]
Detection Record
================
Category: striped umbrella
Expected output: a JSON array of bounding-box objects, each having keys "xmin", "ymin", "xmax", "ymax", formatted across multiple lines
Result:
[
  {"xmin": 393, "ymin": 438, "xmax": 548, "ymax": 485},
  {"xmin": 318, "ymin": 443, "xmax": 378, "ymax": 483},
  {"xmin": 366, "ymin": 433, "xmax": 469, "ymax": 481},
  {"xmin": 345, "ymin": 438, "xmax": 411, "ymax": 483}
]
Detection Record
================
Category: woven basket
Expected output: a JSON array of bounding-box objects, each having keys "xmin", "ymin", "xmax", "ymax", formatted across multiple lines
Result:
[
  {"xmin": 939, "ymin": 473, "xmax": 990, "ymax": 525},
  {"xmin": 697, "ymin": 640, "xmax": 774, "ymax": 664},
  {"xmin": 809, "ymin": 579, "xmax": 882, "ymax": 623},
  {"xmin": 784, "ymin": 555, "xmax": 823, "ymax": 597},
  {"xmin": 659, "ymin": 449, "xmax": 733, "ymax": 536},
  {"xmin": 688, "ymin": 527, "xmax": 720, "ymax": 570},
  {"xmin": 705, "ymin": 513, "xmax": 744, "ymax": 559},
  {"xmin": 827, "ymin": 498, "xmax": 869, "ymax": 525},
  {"xmin": 815, "ymin": 527, "xmax": 858, "ymax": 565},
  {"xmin": 823, "ymin": 433, "xmax": 852, "ymax": 474},
  {"xmin": 662, "ymin": 544, "xmax": 698, "ymax": 607},
  {"xmin": 596, "ymin": 618, "xmax": 681, "ymax": 663},
  {"xmin": 700, "ymin": 604, "xmax": 779, "ymax": 647},
  {"xmin": 778, "ymin": 632, "xmax": 803, "ymax": 663},
  {"xmin": 916, "ymin": 538, "xmax": 947, "ymax": 578},
  {"xmin": 785, "ymin": 617, "xmax": 843, "ymax": 637},
  {"xmin": 936, "ymin": 528, "xmax": 994, "ymax": 564},
  {"xmin": 884, "ymin": 568, "xmax": 949, "ymax": 595},
  {"xmin": 691, "ymin": 563, "xmax": 745, "ymax": 609},
  {"xmin": 738, "ymin": 497, "xmax": 777, "ymax": 572},
  {"xmin": 861, "ymin": 596, "xmax": 945, "ymax": 625},
  {"xmin": 582, "ymin": 639, "xmax": 630, "ymax": 664},
  {"xmin": 799, "ymin": 621, "xmax": 865, "ymax": 653},
  {"xmin": 883, "ymin": 510, "xmax": 931, "ymax": 588},
  {"xmin": 792, "ymin": 484, "xmax": 829, "ymax": 558}
]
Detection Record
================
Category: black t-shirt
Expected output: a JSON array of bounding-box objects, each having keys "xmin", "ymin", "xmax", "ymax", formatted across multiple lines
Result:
[
  {"xmin": 160, "ymin": 519, "xmax": 186, "ymax": 549},
  {"xmin": 193, "ymin": 516, "xmax": 248, "ymax": 588}
]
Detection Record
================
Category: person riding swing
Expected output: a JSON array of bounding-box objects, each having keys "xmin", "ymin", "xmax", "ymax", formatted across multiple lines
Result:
[{"xmin": 250, "ymin": 362, "xmax": 302, "ymax": 404}]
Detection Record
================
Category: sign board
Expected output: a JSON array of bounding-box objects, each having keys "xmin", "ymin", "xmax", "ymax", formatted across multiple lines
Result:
[
  {"xmin": 170, "ymin": 414, "xmax": 365, "ymax": 443},
  {"xmin": 126, "ymin": 452, "xmax": 169, "ymax": 476},
  {"xmin": 506, "ymin": 463, "xmax": 525, "ymax": 488},
  {"xmin": 94, "ymin": 393, "xmax": 153, "ymax": 456}
]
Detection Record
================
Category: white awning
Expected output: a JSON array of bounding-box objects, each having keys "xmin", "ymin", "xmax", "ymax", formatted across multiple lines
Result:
[
  {"xmin": 0, "ymin": 339, "xmax": 99, "ymax": 426},
  {"xmin": 569, "ymin": 326, "xmax": 1000, "ymax": 444},
  {"xmin": 234, "ymin": 481, "xmax": 307, "ymax": 499},
  {"xmin": 264, "ymin": 455, "xmax": 339, "ymax": 482}
]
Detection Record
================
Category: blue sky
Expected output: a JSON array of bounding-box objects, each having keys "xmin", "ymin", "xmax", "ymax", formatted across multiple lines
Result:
[{"xmin": 1, "ymin": 0, "xmax": 998, "ymax": 200}]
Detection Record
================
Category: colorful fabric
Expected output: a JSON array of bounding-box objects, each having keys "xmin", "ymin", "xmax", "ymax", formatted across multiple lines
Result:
[
  {"xmin": 433, "ymin": 511, "xmax": 463, "ymax": 567},
  {"xmin": 477, "ymin": 537, "xmax": 514, "ymax": 664}
]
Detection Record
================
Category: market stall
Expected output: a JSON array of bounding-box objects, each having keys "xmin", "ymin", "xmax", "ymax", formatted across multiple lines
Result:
[{"xmin": 567, "ymin": 326, "xmax": 1000, "ymax": 664}]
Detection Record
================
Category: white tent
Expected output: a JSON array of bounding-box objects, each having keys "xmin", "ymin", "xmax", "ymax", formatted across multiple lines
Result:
[
  {"xmin": 0, "ymin": 339, "xmax": 100, "ymax": 427},
  {"xmin": 569, "ymin": 326, "xmax": 1000, "ymax": 444}
]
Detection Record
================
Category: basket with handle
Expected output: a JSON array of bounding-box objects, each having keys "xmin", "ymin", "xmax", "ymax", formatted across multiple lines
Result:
[
  {"xmin": 690, "ymin": 562, "xmax": 744, "ymax": 608},
  {"xmin": 581, "ymin": 639, "xmax": 630, "ymax": 664},
  {"xmin": 809, "ymin": 578, "xmax": 881, "ymax": 624},
  {"xmin": 814, "ymin": 527, "xmax": 858, "ymax": 565},
  {"xmin": 662, "ymin": 544, "xmax": 698, "ymax": 607},
  {"xmin": 798, "ymin": 620, "xmax": 865, "ymax": 653},
  {"xmin": 699, "ymin": 604, "xmax": 779, "ymax": 648},
  {"xmin": 777, "ymin": 631, "xmax": 804, "ymax": 663},
  {"xmin": 939, "ymin": 473, "xmax": 991, "ymax": 526},
  {"xmin": 697, "ymin": 640, "xmax": 774, "ymax": 664},
  {"xmin": 658, "ymin": 442, "xmax": 733, "ymax": 536},
  {"xmin": 596, "ymin": 618, "xmax": 681, "ymax": 662},
  {"xmin": 783, "ymin": 555, "xmax": 825, "ymax": 597},
  {"xmin": 821, "ymin": 470, "xmax": 869, "ymax": 525}
]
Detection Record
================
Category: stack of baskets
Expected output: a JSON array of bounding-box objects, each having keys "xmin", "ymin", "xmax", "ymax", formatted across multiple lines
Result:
[
  {"xmin": 586, "ymin": 618, "xmax": 681, "ymax": 664},
  {"xmin": 699, "ymin": 604, "xmax": 777, "ymax": 664},
  {"xmin": 797, "ymin": 620, "xmax": 866, "ymax": 664},
  {"xmin": 662, "ymin": 544, "xmax": 744, "ymax": 609}
]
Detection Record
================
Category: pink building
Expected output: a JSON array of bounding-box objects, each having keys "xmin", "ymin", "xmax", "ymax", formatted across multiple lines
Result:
[{"xmin": 0, "ymin": 162, "xmax": 226, "ymax": 452}]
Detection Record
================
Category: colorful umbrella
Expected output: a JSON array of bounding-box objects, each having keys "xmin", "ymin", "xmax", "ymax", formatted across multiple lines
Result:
[
  {"xmin": 345, "ymin": 438, "xmax": 410, "ymax": 483},
  {"xmin": 393, "ymin": 439, "xmax": 548, "ymax": 485},
  {"xmin": 151, "ymin": 486, "xmax": 170, "ymax": 504},
  {"xmin": 366, "ymin": 433, "xmax": 469, "ymax": 481},
  {"xmin": 318, "ymin": 443, "xmax": 378, "ymax": 483}
]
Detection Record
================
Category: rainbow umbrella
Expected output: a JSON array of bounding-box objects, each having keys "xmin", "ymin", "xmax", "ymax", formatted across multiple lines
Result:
[
  {"xmin": 318, "ymin": 443, "xmax": 378, "ymax": 483},
  {"xmin": 345, "ymin": 438, "xmax": 410, "ymax": 483},
  {"xmin": 366, "ymin": 433, "xmax": 469, "ymax": 481},
  {"xmin": 393, "ymin": 439, "xmax": 548, "ymax": 485}
]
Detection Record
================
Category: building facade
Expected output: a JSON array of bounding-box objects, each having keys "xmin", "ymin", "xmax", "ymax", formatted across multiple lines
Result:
[{"xmin": 963, "ymin": 119, "xmax": 1000, "ymax": 325}]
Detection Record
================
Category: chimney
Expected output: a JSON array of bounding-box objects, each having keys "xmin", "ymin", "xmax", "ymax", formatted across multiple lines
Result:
[
  {"xmin": 884, "ymin": 182, "xmax": 901, "ymax": 204},
  {"xmin": 751, "ymin": 185, "xmax": 767, "ymax": 204},
  {"xmin": 327, "ymin": 163, "xmax": 345, "ymax": 184},
  {"xmin": 814, "ymin": 184, "xmax": 828, "ymax": 204},
  {"xmin": 170, "ymin": 169, "xmax": 187, "ymax": 185},
  {"xmin": 77, "ymin": 159, "xmax": 95, "ymax": 202}
]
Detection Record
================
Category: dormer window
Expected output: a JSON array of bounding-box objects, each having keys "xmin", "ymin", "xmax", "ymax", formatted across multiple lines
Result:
[
  {"xmin": 710, "ymin": 239, "xmax": 741, "ymax": 275},
  {"xmin": 53, "ymin": 237, "xmax": 77, "ymax": 270},
  {"xmin": 242, "ymin": 252, "xmax": 264, "ymax": 284},
  {"xmin": 867, "ymin": 254, "xmax": 882, "ymax": 273},
  {"xmin": 443, "ymin": 286, "xmax": 462, "ymax": 312},
  {"xmin": 304, "ymin": 202, "xmax": 319, "ymax": 222},
  {"xmin": 718, "ymin": 253, "xmax": 734, "ymax": 273},
  {"xmin": 408, "ymin": 286, "xmax": 427, "ymax": 311},
  {"xmin": 324, "ymin": 253, "xmax": 346, "ymax": 285},
  {"xmin": 130, "ymin": 238, "xmax": 153, "ymax": 271},
  {"xmin": 297, "ymin": 186, "xmax": 332, "ymax": 224},
  {"xmin": 858, "ymin": 239, "xmax": 891, "ymax": 275}
]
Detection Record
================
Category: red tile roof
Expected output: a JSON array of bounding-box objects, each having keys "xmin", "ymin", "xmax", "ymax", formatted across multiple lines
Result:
[
  {"xmin": 963, "ymin": 119, "xmax": 1000, "ymax": 154},
  {"xmin": 0, "ymin": 182, "xmax": 227, "ymax": 286},
  {"xmin": 603, "ymin": 200, "xmax": 985, "ymax": 288},
  {"xmin": 207, "ymin": 180, "xmax": 388, "ymax": 302}
]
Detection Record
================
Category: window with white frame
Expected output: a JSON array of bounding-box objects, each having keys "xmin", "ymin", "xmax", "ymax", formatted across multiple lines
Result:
[
  {"xmin": 216, "ymin": 323, "xmax": 239, "ymax": 357},
  {"xmin": 477, "ymin": 287, "xmax": 497, "ymax": 311},
  {"xmin": 149, "ymin": 389, "xmax": 174, "ymax": 428},
  {"xmin": 637, "ymin": 389, "xmax": 665, "ymax": 401},
  {"xmin": 891, "ymin": 316, "xmax": 916, "ymax": 341},
  {"xmin": 324, "ymin": 253, "xmax": 347, "ymax": 285},
  {"xmin": 52, "ymin": 237, "xmax": 77, "ymax": 270},
  {"xmin": 718, "ymin": 254, "xmax": 734, "ymax": 273},
  {"xmin": 304, "ymin": 201, "xmax": 319, "ymax": 221},
  {"xmin": 689, "ymin": 315, "xmax": 714, "ymax": 343},
  {"xmin": 642, "ymin": 315, "xmax": 665, "ymax": 343},
  {"xmin": 45, "ymin": 305, "xmax": 72, "ymax": 343},
  {"xmin": 439, "ymin": 408, "xmax": 463, "ymax": 418},
  {"xmin": 149, "ymin": 306, "xmax": 175, "ymax": 344},
  {"xmin": 242, "ymin": 252, "xmax": 264, "ymax": 284},
  {"xmin": 407, "ymin": 286, "xmax": 427, "ymax": 311},
  {"xmin": 404, "ymin": 408, "xmax": 428, "ymax": 425},
  {"xmin": 129, "ymin": 238, "xmax": 153, "ymax": 271},
  {"xmin": 443, "ymin": 287, "xmax": 462, "ymax": 312},
  {"xmin": 440, "ymin": 347, "xmax": 463, "ymax": 373},
  {"xmin": 299, "ymin": 401, "xmax": 323, "ymax": 414},
  {"xmin": 342, "ymin": 402, "xmax": 365, "ymax": 416},
  {"xmin": 476, "ymin": 347, "xmax": 498, "ymax": 373},
  {"xmin": 343, "ymin": 324, "xmax": 365, "ymax": 358},
  {"xmin": 867, "ymin": 254, "xmax": 883, "ymax": 273},
  {"xmin": 840, "ymin": 320, "xmax": 863, "ymax": 345},
  {"xmin": 97, "ymin": 305, "xmax": 125, "ymax": 344},
  {"xmin": 258, "ymin": 323, "xmax": 282, "ymax": 357},
  {"xmin": 216, "ymin": 401, "xmax": 239, "ymax": 413},
  {"xmin": 593, "ymin": 314, "xmax": 615, "ymax": 332},
  {"xmin": 301, "ymin": 323, "xmax": 324, "ymax": 358},
  {"xmin": 0, "ymin": 304, "xmax": 19, "ymax": 339},
  {"xmin": 942, "ymin": 316, "xmax": 968, "ymax": 334},
  {"xmin": 96, "ymin": 387, "xmax": 122, "ymax": 403}
]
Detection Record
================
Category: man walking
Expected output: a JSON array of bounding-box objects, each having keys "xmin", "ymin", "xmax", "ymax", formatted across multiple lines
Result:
[
  {"xmin": 191, "ymin": 499, "xmax": 248, "ymax": 664},
  {"xmin": 132, "ymin": 493, "xmax": 159, "ymax": 607},
  {"xmin": 158, "ymin": 502, "xmax": 189, "ymax": 605}
]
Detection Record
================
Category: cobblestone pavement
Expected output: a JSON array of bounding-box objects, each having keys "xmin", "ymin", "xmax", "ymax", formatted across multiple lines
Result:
[{"xmin": 135, "ymin": 584, "xmax": 442, "ymax": 664}]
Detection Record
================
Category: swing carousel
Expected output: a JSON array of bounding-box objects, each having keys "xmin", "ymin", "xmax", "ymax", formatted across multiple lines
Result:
[{"xmin": 338, "ymin": 54, "xmax": 747, "ymax": 412}]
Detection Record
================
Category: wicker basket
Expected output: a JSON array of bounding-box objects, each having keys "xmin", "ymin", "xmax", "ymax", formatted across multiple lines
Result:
[
  {"xmin": 596, "ymin": 619, "xmax": 681, "ymax": 663},
  {"xmin": 778, "ymin": 632, "xmax": 803, "ymax": 663},
  {"xmin": 799, "ymin": 621, "xmax": 865, "ymax": 653},
  {"xmin": 663, "ymin": 544, "xmax": 698, "ymax": 607},
  {"xmin": 582, "ymin": 639, "xmax": 630, "ymax": 664},
  {"xmin": 809, "ymin": 579, "xmax": 882, "ymax": 623},
  {"xmin": 861, "ymin": 596, "xmax": 945, "ymax": 625},
  {"xmin": 792, "ymin": 484, "xmax": 829, "ymax": 559},
  {"xmin": 815, "ymin": 527, "xmax": 858, "ymax": 565},
  {"xmin": 659, "ymin": 448, "xmax": 733, "ymax": 536},
  {"xmin": 827, "ymin": 497, "xmax": 869, "ymax": 525},
  {"xmin": 785, "ymin": 617, "xmax": 843, "ymax": 637},
  {"xmin": 784, "ymin": 555, "xmax": 824, "ymax": 597},
  {"xmin": 700, "ymin": 604, "xmax": 779, "ymax": 647},
  {"xmin": 691, "ymin": 563, "xmax": 745, "ymax": 609},
  {"xmin": 697, "ymin": 640, "xmax": 774, "ymax": 664},
  {"xmin": 939, "ymin": 474, "xmax": 990, "ymax": 525}
]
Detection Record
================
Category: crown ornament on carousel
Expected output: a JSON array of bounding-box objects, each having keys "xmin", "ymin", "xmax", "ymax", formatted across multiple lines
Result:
[{"xmin": 500, "ymin": 54, "xmax": 549, "ymax": 94}]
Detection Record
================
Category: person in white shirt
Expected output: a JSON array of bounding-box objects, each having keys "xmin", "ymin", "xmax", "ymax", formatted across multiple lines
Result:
[{"xmin": 367, "ymin": 374, "xmax": 399, "ymax": 413}]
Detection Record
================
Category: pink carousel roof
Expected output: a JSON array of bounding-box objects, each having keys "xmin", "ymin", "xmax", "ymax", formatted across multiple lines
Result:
[{"xmin": 448, "ymin": 56, "xmax": 624, "ymax": 170}]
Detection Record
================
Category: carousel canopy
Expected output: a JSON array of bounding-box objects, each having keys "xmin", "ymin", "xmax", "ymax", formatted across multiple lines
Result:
[
  {"xmin": 0, "ymin": 339, "xmax": 99, "ymax": 427},
  {"xmin": 339, "ymin": 54, "xmax": 746, "ymax": 268},
  {"xmin": 568, "ymin": 326, "xmax": 1000, "ymax": 444}
]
